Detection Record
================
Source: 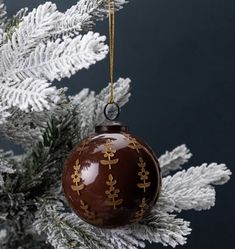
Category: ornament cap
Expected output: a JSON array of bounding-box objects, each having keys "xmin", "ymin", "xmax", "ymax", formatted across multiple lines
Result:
[{"xmin": 95, "ymin": 121, "xmax": 128, "ymax": 133}]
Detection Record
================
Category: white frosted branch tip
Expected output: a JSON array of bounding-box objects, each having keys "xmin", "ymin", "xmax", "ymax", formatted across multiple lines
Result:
[{"xmin": 159, "ymin": 144, "xmax": 192, "ymax": 176}]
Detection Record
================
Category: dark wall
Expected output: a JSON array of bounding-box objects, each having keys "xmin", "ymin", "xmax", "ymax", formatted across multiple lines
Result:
[{"xmin": 3, "ymin": 0, "xmax": 235, "ymax": 248}]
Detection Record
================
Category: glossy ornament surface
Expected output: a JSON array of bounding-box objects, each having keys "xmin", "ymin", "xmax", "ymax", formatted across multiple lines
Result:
[{"xmin": 62, "ymin": 122, "xmax": 161, "ymax": 228}]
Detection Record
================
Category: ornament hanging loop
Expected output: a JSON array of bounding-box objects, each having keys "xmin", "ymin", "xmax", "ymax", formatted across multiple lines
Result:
[{"xmin": 104, "ymin": 102, "xmax": 120, "ymax": 121}]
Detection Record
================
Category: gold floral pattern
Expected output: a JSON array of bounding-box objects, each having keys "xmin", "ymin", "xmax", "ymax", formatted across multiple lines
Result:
[
  {"xmin": 137, "ymin": 157, "xmax": 151, "ymax": 192},
  {"xmin": 105, "ymin": 174, "xmax": 123, "ymax": 209},
  {"xmin": 71, "ymin": 159, "xmax": 84, "ymax": 195},
  {"xmin": 80, "ymin": 200, "xmax": 103, "ymax": 225},
  {"xmin": 100, "ymin": 139, "xmax": 119, "ymax": 170},
  {"xmin": 125, "ymin": 134, "xmax": 142, "ymax": 154},
  {"xmin": 130, "ymin": 198, "xmax": 147, "ymax": 223}
]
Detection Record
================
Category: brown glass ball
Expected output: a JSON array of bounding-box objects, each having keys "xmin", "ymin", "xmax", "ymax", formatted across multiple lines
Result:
[{"xmin": 62, "ymin": 122, "xmax": 161, "ymax": 228}]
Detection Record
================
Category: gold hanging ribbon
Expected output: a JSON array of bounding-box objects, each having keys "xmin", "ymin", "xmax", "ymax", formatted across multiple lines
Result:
[
  {"xmin": 108, "ymin": 0, "xmax": 115, "ymax": 104},
  {"xmin": 103, "ymin": 0, "xmax": 120, "ymax": 121}
]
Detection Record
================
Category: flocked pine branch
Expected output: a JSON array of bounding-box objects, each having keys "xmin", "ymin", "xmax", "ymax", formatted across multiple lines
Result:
[
  {"xmin": 0, "ymin": 0, "xmax": 7, "ymax": 31},
  {"xmin": 33, "ymin": 200, "xmax": 191, "ymax": 249},
  {"xmin": 66, "ymin": 0, "xmax": 127, "ymax": 21},
  {"xmin": 0, "ymin": 104, "xmax": 10, "ymax": 125},
  {"xmin": 0, "ymin": 229, "xmax": 7, "ymax": 243},
  {"xmin": 0, "ymin": 150, "xmax": 15, "ymax": 187},
  {"xmin": 154, "ymin": 163, "xmax": 231, "ymax": 214},
  {"xmin": 1, "ymin": 2, "xmax": 61, "ymax": 56},
  {"xmin": 3, "ymin": 7, "xmax": 28, "ymax": 43},
  {"xmin": 11, "ymin": 31, "xmax": 108, "ymax": 83},
  {"xmin": 133, "ymin": 212, "xmax": 191, "ymax": 248},
  {"xmin": 0, "ymin": 28, "xmax": 3, "ymax": 44},
  {"xmin": 0, "ymin": 77, "xmax": 130, "ymax": 148},
  {"xmin": 0, "ymin": 0, "xmax": 28, "ymax": 40},
  {"xmin": 34, "ymin": 201, "xmax": 113, "ymax": 249},
  {"xmin": 0, "ymin": 1, "xmax": 232, "ymax": 249},
  {"xmin": 0, "ymin": 78, "xmax": 60, "ymax": 112},
  {"xmin": 53, "ymin": 0, "xmax": 127, "ymax": 38},
  {"xmin": 0, "ymin": 0, "xmax": 6, "ymax": 44},
  {"xmin": 0, "ymin": 1, "xmax": 116, "ymax": 114},
  {"xmin": 159, "ymin": 144, "xmax": 192, "ymax": 176}
]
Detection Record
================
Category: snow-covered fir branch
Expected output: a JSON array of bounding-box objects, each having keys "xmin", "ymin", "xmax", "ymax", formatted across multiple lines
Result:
[
  {"xmin": 53, "ymin": 0, "xmax": 128, "ymax": 37},
  {"xmin": 159, "ymin": 144, "xmax": 192, "ymax": 176},
  {"xmin": 34, "ymin": 201, "xmax": 113, "ymax": 249},
  {"xmin": 0, "ymin": 1, "xmax": 126, "ymax": 114},
  {"xmin": 0, "ymin": 229, "xmax": 7, "ymax": 243},
  {"xmin": 155, "ymin": 162, "xmax": 231, "ymax": 213},
  {"xmin": 33, "ymin": 199, "xmax": 192, "ymax": 249},
  {"xmin": 0, "ymin": 78, "xmax": 60, "ymax": 112},
  {"xmin": 0, "ymin": 0, "xmax": 7, "ymax": 31},
  {"xmin": 0, "ymin": 150, "xmax": 15, "ymax": 187},
  {"xmin": 0, "ymin": 104, "xmax": 10, "ymax": 125},
  {"xmin": 0, "ymin": 78, "xmax": 130, "ymax": 148},
  {"xmin": 2, "ymin": 31, "xmax": 108, "ymax": 84}
]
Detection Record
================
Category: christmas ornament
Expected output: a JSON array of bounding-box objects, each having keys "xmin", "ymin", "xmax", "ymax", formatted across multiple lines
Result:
[
  {"xmin": 62, "ymin": 0, "xmax": 162, "ymax": 228},
  {"xmin": 62, "ymin": 122, "xmax": 161, "ymax": 228}
]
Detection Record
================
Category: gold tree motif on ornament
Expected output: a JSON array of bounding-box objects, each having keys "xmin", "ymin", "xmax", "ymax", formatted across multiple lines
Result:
[
  {"xmin": 105, "ymin": 174, "xmax": 123, "ymax": 209},
  {"xmin": 125, "ymin": 134, "xmax": 142, "ymax": 154},
  {"xmin": 137, "ymin": 157, "xmax": 151, "ymax": 192},
  {"xmin": 71, "ymin": 159, "xmax": 84, "ymax": 195},
  {"xmin": 100, "ymin": 139, "xmax": 119, "ymax": 170},
  {"xmin": 130, "ymin": 198, "xmax": 147, "ymax": 223},
  {"xmin": 80, "ymin": 200, "xmax": 103, "ymax": 225}
]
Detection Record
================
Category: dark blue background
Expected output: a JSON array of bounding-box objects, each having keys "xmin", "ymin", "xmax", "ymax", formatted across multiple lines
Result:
[{"xmin": 2, "ymin": 0, "xmax": 235, "ymax": 248}]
